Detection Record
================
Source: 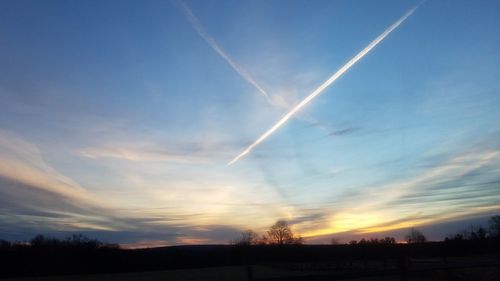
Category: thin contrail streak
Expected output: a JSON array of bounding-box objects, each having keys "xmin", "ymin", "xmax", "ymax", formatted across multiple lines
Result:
[
  {"xmin": 178, "ymin": 1, "xmax": 273, "ymax": 104},
  {"xmin": 228, "ymin": 4, "xmax": 421, "ymax": 166},
  {"xmin": 178, "ymin": 1, "xmax": 334, "ymax": 134}
]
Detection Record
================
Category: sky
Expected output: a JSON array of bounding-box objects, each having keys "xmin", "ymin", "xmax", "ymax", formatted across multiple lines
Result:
[{"xmin": 1, "ymin": 0, "xmax": 500, "ymax": 247}]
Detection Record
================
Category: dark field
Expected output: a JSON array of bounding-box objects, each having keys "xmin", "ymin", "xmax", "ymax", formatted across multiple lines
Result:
[
  {"xmin": 2, "ymin": 259, "xmax": 499, "ymax": 281},
  {"xmin": 1, "ymin": 240, "xmax": 499, "ymax": 281}
]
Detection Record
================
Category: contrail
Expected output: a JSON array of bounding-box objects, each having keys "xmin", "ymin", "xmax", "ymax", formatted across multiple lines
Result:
[
  {"xmin": 177, "ymin": 1, "xmax": 273, "ymax": 104},
  {"xmin": 228, "ymin": 4, "xmax": 421, "ymax": 165},
  {"xmin": 178, "ymin": 0, "xmax": 336, "ymax": 134}
]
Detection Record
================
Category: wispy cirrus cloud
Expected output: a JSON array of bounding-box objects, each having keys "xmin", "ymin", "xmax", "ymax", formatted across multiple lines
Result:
[
  {"xmin": 0, "ymin": 130, "xmax": 146, "ymax": 234},
  {"xmin": 0, "ymin": 130, "xmax": 88, "ymax": 199},
  {"xmin": 0, "ymin": 131, "xmax": 266, "ymax": 244},
  {"xmin": 298, "ymin": 147, "xmax": 500, "ymax": 238},
  {"xmin": 80, "ymin": 146, "xmax": 210, "ymax": 164},
  {"xmin": 78, "ymin": 136, "xmax": 242, "ymax": 164}
]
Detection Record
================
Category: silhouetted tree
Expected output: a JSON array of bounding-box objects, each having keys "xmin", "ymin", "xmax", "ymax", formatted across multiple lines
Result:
[
  {"xmin": 29, "ymin": 234, "xmax": 118, "ymax": 249},
  {"xmin": 65, "ymin": 234, "xmax": 108, "ymax": 248},
  {"xmin": 446, "ymin": 224, "xmax": 492, "ymax": 242},
  {"xmin": 358, "ymin": 238, "xmax": 368, "ymax": 244},
  {"xmin": 294, "ymin": 235, "xmax": 305, "ymax": 245},
  {"xmin": 30, "ymin": 234, "xmax": 52, "ymax": 247},
  {"xmin": 489, "ymin": 215, "xmax": 500, "ymax": 237},
  {"xmin": 464, "ymin": 225, "xmax": 487, "ymax": 240},
  {"xmin": 445, "ymin": 233, "xmax": 464, "ymax": 241},
  {"xmin": 234, "ymin": 230, "xmax": 259, "ymax": 245},
  {"xmin": 256, "ymin": 234, "xmax": 270, "ymax": 245},
  {"xmin": 476, "ymin": 226, "xmax": 487, "ymax": 240},
  {"xmin": 350, "ymin": 237, "xmax": 396, "ymax": 245},
  {"xmin": 380, "ymin": 237, "xmax": 396, "ymax": 244},
  {"xmin": 405, "ymin": 228, "xmax": 426, "ymax": 243},
  {"xmin": 267, "ymin": 220, "xmax": 303, "ymax": 245}
]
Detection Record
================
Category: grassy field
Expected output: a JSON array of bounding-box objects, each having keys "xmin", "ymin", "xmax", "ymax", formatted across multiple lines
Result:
[
  {"xmin": 3, "ymin": 262, "xmax": 499, "ymax": 281},
  {"xmin": 1, "ymin": 265, "xmax": 328, "ymax": 281}
]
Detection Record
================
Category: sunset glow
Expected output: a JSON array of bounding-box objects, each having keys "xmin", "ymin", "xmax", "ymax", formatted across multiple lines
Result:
[{"xmin": 1, "ymin": 0, "xmax": 500, "ymax": 246}]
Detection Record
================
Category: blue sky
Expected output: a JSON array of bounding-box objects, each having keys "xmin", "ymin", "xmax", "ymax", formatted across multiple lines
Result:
[{"xmin": 1, "ymin": 0, "xmax": 500, "ymax": 246}]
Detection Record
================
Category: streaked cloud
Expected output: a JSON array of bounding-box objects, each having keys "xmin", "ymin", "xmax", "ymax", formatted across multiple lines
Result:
[
  {"xmin": 328, "ymin": 127, "xmax": 359, "ymax": 137},
  {"xmin": 0, "ymin": 131, "xmax": 218, "ymax": 241},
  {"xmin": 1, "ymin": 0, "xmax": 499, "ymax": 246},
  {"xmin": 80, "ymin": 146, "xmax": 210, "ymax": 164},
  {"xmin": 300, "ymin": 148, "xmax": 500, "ymax": 238},
  {"xmin": 0, "ymin": 130, "xmax": 89, "ymax": 200}
]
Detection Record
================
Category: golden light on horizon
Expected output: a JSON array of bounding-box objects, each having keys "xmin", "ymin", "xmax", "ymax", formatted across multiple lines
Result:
[{"xmin": 301, "ymin": 212, "xmax": 386, "ymax": 238}]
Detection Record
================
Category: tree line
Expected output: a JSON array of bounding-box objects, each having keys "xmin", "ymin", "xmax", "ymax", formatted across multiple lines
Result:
[
  {"xmin": 0, "ymin": 234, "xmax": 118, "ymax": 250},
  {"xmin": 1, "ymin": 215, "xmax": 499, "ymax": 249},
  {"xmin": 232, "ymin": 220, "xmax": 304, "ymax": 245},
  {"xmin": 233, "ymin": 215, "xmax": 500, "ymax": 246}
]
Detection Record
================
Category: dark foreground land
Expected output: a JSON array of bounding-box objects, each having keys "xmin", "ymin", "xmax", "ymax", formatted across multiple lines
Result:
[{"xmin": 1, "ymin": 240, "xmax": 499, "ymax": 281}]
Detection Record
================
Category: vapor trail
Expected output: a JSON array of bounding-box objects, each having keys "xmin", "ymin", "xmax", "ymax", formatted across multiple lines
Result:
[
  {"xmin": 228, "ymin": 5, "xmax": 420, "ymax": 165},
  {"xmin": 178, "ymin": 0, "xmax": 335, "ymax": 134},
  {"xmin": 178, "ymin": 1, "xmax": 273, "ymax": 104}
]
